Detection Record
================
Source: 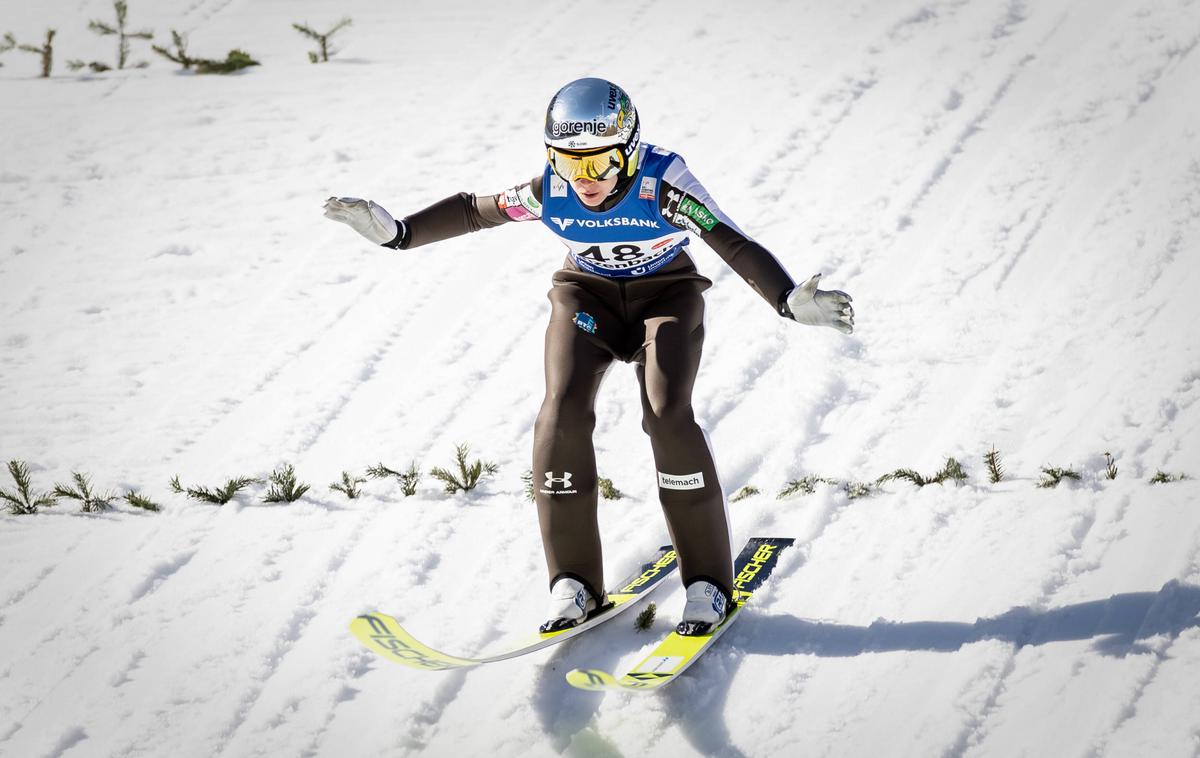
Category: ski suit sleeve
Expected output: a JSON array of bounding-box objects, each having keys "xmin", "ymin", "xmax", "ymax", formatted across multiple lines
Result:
[
  {"xmin": 383, "ymin": 176, "xmax": 544, "ymax": 249},
  {"xmin": 659, "ymin": 155, "xmax": 796, "ymax": 316}
]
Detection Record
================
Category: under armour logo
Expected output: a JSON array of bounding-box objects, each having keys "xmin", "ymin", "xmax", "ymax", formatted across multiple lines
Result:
[
  {"xmin": 550, "ymin": 217, "xmax": 575, "ymax": 231},
  {"xmin": 544, "ymin": 471, "xmax": 573, "ymax": 489}
]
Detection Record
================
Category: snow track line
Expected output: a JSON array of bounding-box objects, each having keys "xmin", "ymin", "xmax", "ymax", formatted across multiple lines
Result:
[
  {"xmin": 212, "ymin": 511, "xmax": 371, "ymax": 756},
  {"xmin": 941, "ymin": 651, "xmax": 1019, "ymax": 758},
  {"xmin": 1088, "ymin": 640, "xmax": 1172, "ymax": 757},
  {"xmin": 0, "ymin": 520, "xmax": 217, "ymax": 751},
  {"xmin": 897, "ymin": 53, "xmax": 1035, "ymax": 231},
  {"xmin": 0, "ymin": 528, "xmax": 93, "ymax": 619}
]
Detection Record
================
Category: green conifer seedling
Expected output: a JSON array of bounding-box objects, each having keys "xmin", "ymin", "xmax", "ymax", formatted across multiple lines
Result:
[
  {"xmin": 17, "ymin": 29, "xmax": 56, "ymax": 77},
  {"xmin": 330, "ymin": 471, "xmax": 367, "ymax": 499},
  {"xmin": 635, "ymin": 602, "xmax": 656, "ymax": 631},
  {"xmin": 429, "ymin": 443, "xmax": 498, "ymax": 495},
  {"xmin": 398, "ymin": 462, "xmax": 421, "ymax": 496},
  {"xmin": 0, "ymin": 32, "xmax": 15, "ymax": 66},
  {"xmin": 1037, "ymin": 466, "xmax": 1081, "ymax": 489},
  {"xmin": 598, "ymin": 477, "xmax": 623, "ymax": 500},
  {"xmin": 292, "ymin": 18, "xmax": 351, "ymax": 63},
  {"xmin": 367, "ymin": 461, "xmax": 421, "ymax": 496},
  {"xmin": 878, "ymin": 457, "xmax": 968, "ymax": 488},
  {"xmin": 984, "ymin": 446, "xmax": 1004, "ymax": 483},
  {"xmin": 193, "ymin": 49, "xmax": 259, "ymax": 74},
  {"xmin": 152, "ymin": 29, "xmax": 259, "ymax": 74},
  {"xmin": 935, "ymin": 457, "xmax": 968, "ymax": 485},
  {"xmin": 263, "ymin": 463, "xmax": 310, "ymax": 503},
  {"xmin": 123, "ymin": 491, "xmax": 161, "ymax": 512},
  {"xmin": 0, "ymin": 460, "xmax": 59, "ymax": 515},
  {"xmin": 730, "ymin": 485, "xmax": 760, "ymax": 502},
  {"xmin": 84, "ymin": 1, "xmax": 153, "ymax": 70},
  {"xmin": 876, "ymin": 468, "xmax": 928, "ymax": 487},
  {"xmin": 777, "ymin": 476, "xmax": 838, "ymax": 498},
  {"xmin": 843, "ymin": 481, "xmax": 877, "ymax": 500},
  {"xmin": 170, "ymin": 474, "xmax": 260, "ymax": 504},
  {"xmin": 53, "ymin": 471, "xmax": 116, "ymax": 512},
  {"xmin": 151, "ymin": 29, "xmax": 194, "ymax": 69},
  {"xmin": 1149, "ymin": 470, "xmax": 1188, "ymax": 484},
  {"xmin": 1104, "ymin": 452, "xmax": 1118, "ymax": 480}
]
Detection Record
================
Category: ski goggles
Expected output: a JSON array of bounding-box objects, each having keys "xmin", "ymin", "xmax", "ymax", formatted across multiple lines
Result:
[{"xmin": 547, "ymin": 146, "xmax": 626, "ymax": 182}]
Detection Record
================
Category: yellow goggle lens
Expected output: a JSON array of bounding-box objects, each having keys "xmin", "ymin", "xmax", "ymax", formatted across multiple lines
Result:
[{"xmin": 547, "ymin": 147, "xmax": 626, "ymax": 182}]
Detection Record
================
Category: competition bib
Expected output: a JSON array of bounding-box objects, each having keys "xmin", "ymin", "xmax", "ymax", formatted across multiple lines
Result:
[{"xmin": 541, "ymin": 144, "xmax": 689, "ymax": 278}]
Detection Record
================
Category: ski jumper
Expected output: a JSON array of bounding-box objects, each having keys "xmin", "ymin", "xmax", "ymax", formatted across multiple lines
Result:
[{"xmin": 384, "ymin": 144, "xmax": 798, "ymax": 604}]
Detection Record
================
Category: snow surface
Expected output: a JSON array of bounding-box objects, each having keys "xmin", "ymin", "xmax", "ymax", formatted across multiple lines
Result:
[{"xmin": 2, "ymin": 0, "xmax": 1200, "ymax": 756}]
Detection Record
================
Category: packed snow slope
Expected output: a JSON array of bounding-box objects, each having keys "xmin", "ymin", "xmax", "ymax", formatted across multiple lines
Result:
[{"xmin": 3, "ymin": 0, "xmax": 1200, "ymax": 756}]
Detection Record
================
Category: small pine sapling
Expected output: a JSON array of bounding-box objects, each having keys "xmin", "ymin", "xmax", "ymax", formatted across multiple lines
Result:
[
  {"xmin": 984, "ymin": 446, "xmax": 1005, "ymax": 483},
  {"xmin": 170, "ymin": 474, "xmax": 261, "ymax": 505},
  {"xmin": 292, "ymin": 18, "xmax": 351, "ymax": 63},
  {"xmin": 367, "ymin": 461, "xmax": 421, "ymax": 496},
  {"xmin": 263, "ymin": 463, "xmax": 310, "ymax": 503},
  {"xmin": 777, "ymin": 476, "xmax": 838, "ymax": 499},
  {"xmin": 935, "ymin": 457, "xmax": 968, "ymax": 485},
  {"xmin": 876, "ymin": 468, "xmax": 927, "ymax": 487},
  {"xmin": 878, "ymin": 457, "xmax": 967, "ymax": 488},
  {"xmin": 730, "ymin": 485, "xmax": 760, "ymax": 502},
  {"xmin": 0, "ymin": 32, "xmax": 15, "ymax": 66},
  {"xmin": 0, "ymin": 460, "xmax": 59, "ymax": 515},
  {"xmin": 635, "ymin": 602, "xmax": 656, "ymax": 631},
  {"xmin": 151, "ymin": 29, "xmax": 194, "ymax": 69},
  {"xmin": 598, "ymin": 477, "xmax": 623, "ymax": 500},
  {"xmin": 1149, "ymin": 470, "xmax": 1188, "ymax": 484},
  {"xmin": 123, "ymin": 491, "xmax": 161, "ymax": 512},
  {"xmin": 1104, "ymin": 452, "xmax": 1118, "ymax": 480},
  {"xmin": 1037, "ymin": 466, "xmax": 1081, "ymax": 489},
  {"xmin": 53, "ymin": 471, "xmax": 116, "ymax": 512},
  {"xmin": 74, "ymin": 1, "xmax": 153, "ymax": 71},
  {"xmin": 17, "ymin": 29, "xmax": 56, "ymax": 77},
  {"xmin": 429, "ymin": 443, "xmax": 498, "ymax": 495},
  {"xmin": 398, "ymin": 462, "xmax": 421, "ymax": 496},
  {"xmin": 843, "ymin": 481, "xmax": 877, "ymax": 500},
  {"xmin": 193, "ymin": 49, "xmax": 258, "ymax": 74},
  {"xmin": 329, "ymin": 471, "xmax": 367, "ymax": 499},
  {"xmin": 151, "ymin": 30, "xmax": 258, "ymax": 74}
]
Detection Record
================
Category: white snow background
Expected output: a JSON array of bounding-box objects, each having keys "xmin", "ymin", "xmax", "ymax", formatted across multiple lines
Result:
[{"xmin": 2, "ymin": 0, "xmax": 1200, "ymax": 756}]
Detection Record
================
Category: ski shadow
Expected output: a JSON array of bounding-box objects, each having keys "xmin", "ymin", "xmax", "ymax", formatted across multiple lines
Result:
[
  {"xmin": 531, "ymin": 621, "xmax": 653, "ymax": 753},
  {"xmin": 535, "ymin": 580, "xmax": 1200, "ymax": 757},
  {"xmin": 740, "ymin": 579, "xmax": 1200, "ymax": 659}
]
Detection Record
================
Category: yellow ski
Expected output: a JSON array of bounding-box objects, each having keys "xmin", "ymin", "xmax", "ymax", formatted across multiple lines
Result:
[
  {"xmin": 566, "ymin": 537, "xmax": 794, "ymax": 692},
  {"xmin": 351, "ymin": 545, "xmax": 678, "ymax": 671}
]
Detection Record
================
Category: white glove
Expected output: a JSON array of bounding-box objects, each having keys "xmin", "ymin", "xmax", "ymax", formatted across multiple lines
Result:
[
  {"xmin": 785, "ymin": 274, "xmax": 854, "ymax": 334},
  {"xmin": 323, "ymin": 196, "xmax": 400, "ymax": 245}
]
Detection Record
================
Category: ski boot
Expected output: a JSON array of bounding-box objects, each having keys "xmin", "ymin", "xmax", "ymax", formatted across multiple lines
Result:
[
  {"xmin": 540, "ymin": 576, "xmax": 605, "ymax": 633},
  {"xmin": 676, "ymin": 580, "xmax": 729, "ymax": 636}
]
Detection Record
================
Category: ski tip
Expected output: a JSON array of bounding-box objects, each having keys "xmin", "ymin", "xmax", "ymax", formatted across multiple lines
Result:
[{"xmin": 565, "ymin": 668, "xmax": 621, "ymax": 691}]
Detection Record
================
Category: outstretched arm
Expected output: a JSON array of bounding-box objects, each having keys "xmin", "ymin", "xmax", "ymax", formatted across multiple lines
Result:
[
  {"xmin": 323, "ymin": 176, "xmax": 543, "ymax": 250},
  {"xmin": 660, "ymin": 155, "xmax": 854, "ymax": 333}
]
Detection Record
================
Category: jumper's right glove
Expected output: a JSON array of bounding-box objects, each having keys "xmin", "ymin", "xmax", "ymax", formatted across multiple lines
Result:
[
  {"xmin": 323, "ymin": 196, "xmax": 400, "ymax": 246},
  {"xmin": 784, "ymin": 274, "xmax": 854, "ymax": 334}
]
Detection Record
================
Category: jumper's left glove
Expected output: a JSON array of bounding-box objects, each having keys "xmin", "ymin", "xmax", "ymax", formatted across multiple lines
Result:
[
  {"xmin": 784, "ymin": 274, "xmax": 854, "ymax": 334},
  {"xmin": 323, "ymin": 196, "xmax": 400, "ymax": 246}
]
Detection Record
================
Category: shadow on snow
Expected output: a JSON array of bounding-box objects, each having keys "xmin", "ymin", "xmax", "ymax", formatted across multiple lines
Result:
[{"xmin": 535, "ymin": 580, "xmax": 1200, "ymax": 757}]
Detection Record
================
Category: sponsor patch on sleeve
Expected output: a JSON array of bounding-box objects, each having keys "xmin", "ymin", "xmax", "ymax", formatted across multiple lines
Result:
[
  {"xmin": 499, "ymin": 188, "xmax": 537, "ymax": 221},
  {"xmin": 678, "ymin": 197, "xmax": 718, "ymax": 231},
  {"xmin": 516, "ymin": 184, "xmax": 542, "ymax": 216}
]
